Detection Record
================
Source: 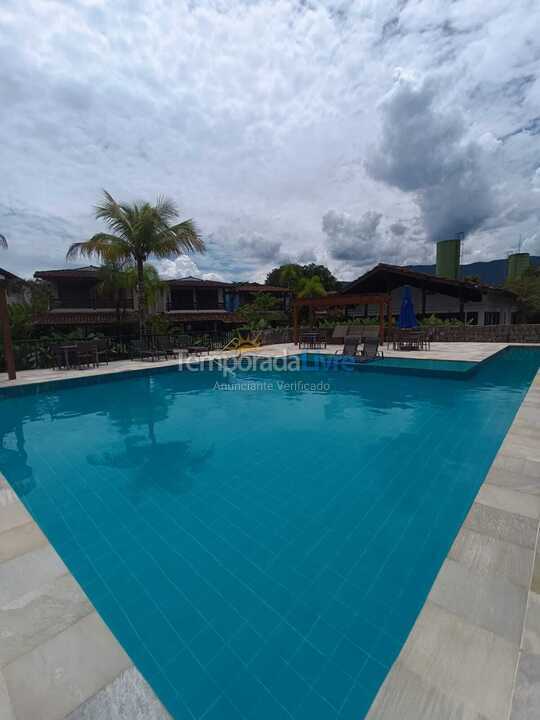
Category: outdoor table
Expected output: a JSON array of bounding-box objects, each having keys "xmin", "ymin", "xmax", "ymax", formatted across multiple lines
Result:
[
  {"xmin": 187, "ymin": 346, "xmax": 210, "ymax": 356},
  {"xmin": 299, "ymin": 333, "xmax": 326, "ymax": 349}
]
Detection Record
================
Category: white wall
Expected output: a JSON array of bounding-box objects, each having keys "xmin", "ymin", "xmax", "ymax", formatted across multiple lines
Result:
[{"xmin": 356, "ymin": 286, "xmax": 516, "ymax": 325}]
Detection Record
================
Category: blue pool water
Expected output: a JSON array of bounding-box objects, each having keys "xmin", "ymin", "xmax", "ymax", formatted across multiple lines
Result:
[{"xmin": 1, "ymin": 347, "xmax": 539, "ymax": 719}]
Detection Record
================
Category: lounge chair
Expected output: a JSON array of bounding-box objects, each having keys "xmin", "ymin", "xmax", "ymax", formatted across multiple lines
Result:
[
  {"xmin": 358, "ymin": 336, "xmax": 383, "ymax": 361},
  {"xmin": 346, "ymin": 326, "xmax": 364, "ymax": 339},
  {"xmin": 331, "ymin": 325, "xmax": 349, "ymax": 342},
  {"xmin": 335, "ymin": 336, "xmax": 359, "ymax": 357}
]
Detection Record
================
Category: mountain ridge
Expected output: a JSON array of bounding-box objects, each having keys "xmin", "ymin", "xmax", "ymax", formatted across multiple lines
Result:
[{"xmin": 409, "ymin": 256, "xmax": 540, "ymax": 286}]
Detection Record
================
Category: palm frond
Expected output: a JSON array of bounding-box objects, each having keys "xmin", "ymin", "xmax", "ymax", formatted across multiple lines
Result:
[
  {"xmin": 94, "ymin": 190, "xmax": 133, "ymax": 240},
  {"xmin": 154, "ymin": 196, "xmax": 179, "ymax": 223},
  {"xmin": 153, "ymin": 219, "xmax": 205, "ymax": 257},
  {"xmin": 66, "ymin": 234, "xmax": 128, "ymax": 262},
  {"xmin": 0, "ymin": 233, "xmax": 7, "ymax": 249}
]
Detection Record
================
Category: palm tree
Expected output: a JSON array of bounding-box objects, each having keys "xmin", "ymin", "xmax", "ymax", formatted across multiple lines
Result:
[
  {"xmin": 67, "ymin": 191, "xmax": 204, "ymax": 338},
  {"xmin": 96, "ymin": 260, "xmax": 130, "ymax": 328},
  {"xmin": 297, "ymin": 275, "xmax": 326, "ymax": 326},
  {"xmin": 124, "ymin": 263, "xmax": 163, "ymax": 309},
  {"xmin": 279, "ymin": 264, "xmax": 300, "ymax": 291},
  {"xmin": 0, "ymin": 233, "xmax": 7, "ymax": 248},
  {"xmin": 297, "ymin": 275, "xmax": 326, "ymax": 299}
]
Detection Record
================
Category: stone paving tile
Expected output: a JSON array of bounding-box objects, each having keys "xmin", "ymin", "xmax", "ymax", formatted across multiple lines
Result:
[
  {"xmin": 398, "ymin": 602, "xmax": 518, "ymax": 720},
  {"xmin": 0, "ymin": 573, "xmax": 93, "ymax": 668},
  {"xmin": 510, "ymin": 654, "xmax": 540, "ymax": 720},
  {"xmin": 476, "ymin": 484, "xmax": 540, "ymax": 520},
  {"xmin": 0, "ymin": 486, "xmax": 32, "ymax": 535},
  {"xmin": 464, "ymin": 503, "xmax": 537, "ymax": 549},
  {"xmin": 531, "ymin": 552, "xmax": 540, "ymax": 595},
  {"xmin": 0, "ymin": 544, "xmax": 68, "ymax": 606},
  {"xmin": 66, "ymin": 666, "xmax": 171, "ymax": 720},
  {"xmin": 0, "ymin": 521, "xmax": 47, "ymax": 563},
  {"xmin": 429, "ymin": 559, "xmax": 527, "ymax": 645},
  {"xmin": 2, "ymin": 612, "xmax": 131, "ymax": 720},
  {"xmin": 449, "ymin": 528, "xmax": 533, "ymax": 589},
  {"xmin": 366, "ymin": 660, "xmax": 489, "ymax": 720},
  {"xmin": 522, "ymin": 593, "xmax": 540, "ymax": 655},
  {"xmin": 0, "ymin": 672, "xmax": 15, "ymax": 720},
  {"xmin": 485, "ymin": 465, "xmax": 540, "ymax": 495}
]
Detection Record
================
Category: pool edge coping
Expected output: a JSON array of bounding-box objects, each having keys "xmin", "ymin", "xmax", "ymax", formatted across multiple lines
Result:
[
  {"xmin": 366, "ymin": 368, "xmax": 540, "ymax": 720},
  {"xmin": 0, "ymin": 472, "xmax": 172, "ymax": 720}
]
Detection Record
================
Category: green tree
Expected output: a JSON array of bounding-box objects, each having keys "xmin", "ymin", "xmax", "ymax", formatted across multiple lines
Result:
[
  {"xmin": 236, "ymin": 293, "xmax": 287, "ymax": 330},
  {"xmin": 266, "ymin": 262, "xmax": 338, "ymax": 292},
  {"xmin": 0, "ymin": 233, "xmax": 7, "ymax": 248},
  {"xmin": 67, "ymin": 191, "xmax": 204, "ymax": 338},
  {"xmin": 505, "ymin": 267, "xmax": 540, "ymax": 321}
]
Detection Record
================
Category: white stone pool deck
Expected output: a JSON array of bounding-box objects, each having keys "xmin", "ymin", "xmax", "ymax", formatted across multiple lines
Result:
[
  {"xmin": 0, "ymin": 342, "xmax": 539, "ymax": 719},
  {"xmin": 0, "ymin": 342, "xmax": 511, "ymax": 389}
]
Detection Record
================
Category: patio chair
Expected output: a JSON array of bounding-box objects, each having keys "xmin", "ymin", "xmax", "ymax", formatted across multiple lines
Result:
[
  {"xmin": 335, "ymin": 336, "xmax": 359, "ymax": 357},
  {"xmin": 156, "ymin": 335, "xmax": 177, "ymax": 358},
  {"xmin": 50, "ymin": 344, "xmax": 70, "ymax": 370},
  {"xmin": 96, "ymin": 338, "xmax": 109, "ymax": 365},
  {"xmin": 358, "ymin": 336, "xmax": 383, "ymax": 362},
  {"xmin": 75, "ymin": 342, "xmax": 99, "ymax": 368},
  {"xmin": 129, "ymin": 339, "xmax": 157, "ymax": 361}
]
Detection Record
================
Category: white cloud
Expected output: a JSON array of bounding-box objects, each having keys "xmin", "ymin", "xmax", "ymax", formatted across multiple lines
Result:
[
  {"xmin": 0, "ymin": 0, "xmax": 539, "ymax": 282},
  {"xmin": 156, "ymin": 256, "xmax": 225, "ymax": 282}
]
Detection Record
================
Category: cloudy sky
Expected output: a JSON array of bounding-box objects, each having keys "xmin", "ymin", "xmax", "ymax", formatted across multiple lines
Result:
[{"xmin": 1, "ymin": 0, "xmax": 539, "ymax": 281}]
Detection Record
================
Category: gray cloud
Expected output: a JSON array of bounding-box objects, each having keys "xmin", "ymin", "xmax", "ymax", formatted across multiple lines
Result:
[
  {"xmin": 366, "ymin": 75, "xmax": 497, "ymax": 242},
  {"xmin": 0, "ymin": 1, "xmax": 539, "ymax": 279},
  {"xmin": 323, "ymin": 210, "xmax": 383, "ymax": 262},
  {"xmin": 390, "ymin": 222, "xmax": 407, "ymax": 236}
]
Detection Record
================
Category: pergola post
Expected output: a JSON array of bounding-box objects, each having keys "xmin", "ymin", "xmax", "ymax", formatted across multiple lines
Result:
[
  {"xmin": 293, "ymin": 303, "xmax": 300, "ymax": 344},
  {"xmin": 0, "ymin": 276, "xmax": 16, "ymax": 380}
]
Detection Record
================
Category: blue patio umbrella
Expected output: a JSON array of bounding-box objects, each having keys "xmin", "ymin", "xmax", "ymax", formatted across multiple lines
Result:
[{"xmin": 398, "ymin": 285, "xmax": 418, "ymax": 328}]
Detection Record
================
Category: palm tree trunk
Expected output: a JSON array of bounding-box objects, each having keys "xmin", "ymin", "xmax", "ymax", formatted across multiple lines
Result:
[{"xmin": 137, "ymin": 258, "xmax": 145, "ymax": 340}]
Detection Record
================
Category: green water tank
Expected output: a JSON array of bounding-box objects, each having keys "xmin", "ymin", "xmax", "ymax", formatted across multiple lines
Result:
[
  {"xmin": 436, "ymin": 239, "xmax": 461, "ymax": 279},
  {"xmin": 507, "ymin": 253, "xmax": 530, "ymax": 281}
]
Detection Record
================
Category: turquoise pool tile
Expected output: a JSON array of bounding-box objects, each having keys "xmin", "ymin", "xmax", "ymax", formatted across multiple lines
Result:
[
  {"xmin": 189, "ymin": 625, "xmax": 223, "ymax": 666},
  {"xmin": 314, "ymin": 659, "xmax": 357, "ymax": 711},
  {"xmin": 289, "ymin": 641, "xmax": 327, "ymax": 684},
  {"xmin": 332, "ymin": 637, "xmax": 369, "ymax": 678},
  {"xmin": 357, "ymin": 656, "xmax": 390, "ymax": 695},
  {"xmin": 202, "ymin": 695, "xmax": 246, "ymax": 720},
  {"xmin": 338, "ymin": 681, "xmax": 376, "ymax": 720},
  {"xmin": 295, "ymin": 690, "xmax": 336, "ymax": 720},
  {"xmin": 206, "ymin": 645, "xmax": 245, "ymax": 691},
  {"xmin": 269, "ymin": 664, "xmax": 311, "ymax": 715},
  {"xmin": 306, "ymin": 618, "xmax": 343, "ymax": 656},
  {"xmin": 228, "ymin": 623, "xmax": 264, "ymax": 664}
]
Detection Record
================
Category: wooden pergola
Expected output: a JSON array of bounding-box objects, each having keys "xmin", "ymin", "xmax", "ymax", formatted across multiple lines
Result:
[{"xmin": 292, "ymin": 293, "xmax": 391, "ymax": 344}]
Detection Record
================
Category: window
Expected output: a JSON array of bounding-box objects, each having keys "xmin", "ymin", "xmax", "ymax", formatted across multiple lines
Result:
[
  {"xmin": 466, "ymin": 312, "xmax": 478, "ymax": 325},
  {"xmin": 484, "ymin": 311, "xmax": 500, "ymax": 326}
]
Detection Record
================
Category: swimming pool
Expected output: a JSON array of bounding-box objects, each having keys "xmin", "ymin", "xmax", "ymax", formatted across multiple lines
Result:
[{"xmin": 1, "ymin": 347, "xmax": 539, "ymax": 719}]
